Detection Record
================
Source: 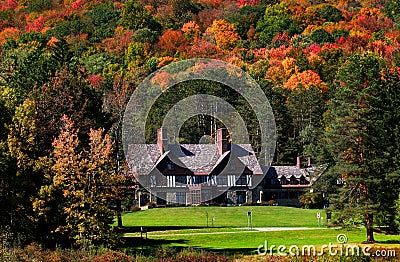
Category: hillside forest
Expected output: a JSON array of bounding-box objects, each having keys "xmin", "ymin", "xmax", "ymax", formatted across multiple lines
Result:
[{"xmin": 0, "ymin": 0, "xmax": 400, "ymax": 247}]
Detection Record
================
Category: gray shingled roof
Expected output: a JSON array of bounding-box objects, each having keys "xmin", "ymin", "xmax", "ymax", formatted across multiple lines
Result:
[
  {"xmin": 265, "ymin": 166, "xmax": 309, "ymax": 179},
  {"xmin": 126, "ymin": 143, "xmax": 262, "ymax": 175}
]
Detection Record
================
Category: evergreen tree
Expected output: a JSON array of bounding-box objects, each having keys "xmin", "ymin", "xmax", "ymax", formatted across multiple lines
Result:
[{"xmin": 322, "ymin": 53, "xmax": 390, "ymax": 242}]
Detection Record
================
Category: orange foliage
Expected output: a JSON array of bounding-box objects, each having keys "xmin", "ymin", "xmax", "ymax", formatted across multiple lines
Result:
[
  {"xmin": 205, "ymin": 19, "xmax": 240, "ymax": 52},
  {"xmin": 265, "ymin": 46, "xmax": 295, "ymax": 83},
  {"xmin": 237, "ymin": 0, "xmax": 258, "ymax": 8},
  {"xmin": 47, "ymin": 36, "xmax": 59, "ymax": 47},
  {"xmin": 265, "ymin": 59, "xmax": 285, "ymax": 83},
  {"xmin": 0, "ymin": 27, "xmax": 20, "ymax": 45},
  {"xmin": 26, "ymin": 16, "xmax": 45, "ymax": 32},
  {"xmin": 249, "ymin": 48, "xmax": 267, "ymax": 61},
  {"xmin": 157, "ymin": 56, "xmax": 177, "ymax": 68},
  {"xmin": 159, "ymin": 29, "xmax": 186, "ymax": 55},
  {"xmin": 182, "ymin": 21, "xmax": 201, "ymax": 43},
  {"xmin": 284, "ymin": 70, "xmax": 326, "ymax": 92}
]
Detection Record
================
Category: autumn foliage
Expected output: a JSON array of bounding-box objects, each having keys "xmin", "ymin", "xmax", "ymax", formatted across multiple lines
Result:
[{"xmin": 1, "ymin": 0, "xmax": 400, "ymax": 252}]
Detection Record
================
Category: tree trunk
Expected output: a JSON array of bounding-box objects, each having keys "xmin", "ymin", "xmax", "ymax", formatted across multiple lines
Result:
[
  {"xmin": 117, "ymin": 199, "xmax": 123, "ymax": 227},
  {"xmin": 365, "ymin": 213, "xmax": 375, "ymax": 243}
]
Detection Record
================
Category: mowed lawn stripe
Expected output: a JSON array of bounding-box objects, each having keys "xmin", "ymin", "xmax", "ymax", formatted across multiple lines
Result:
[{"xmin": 121, "ymin": 206, "xmax": 326, "ymax": 228}]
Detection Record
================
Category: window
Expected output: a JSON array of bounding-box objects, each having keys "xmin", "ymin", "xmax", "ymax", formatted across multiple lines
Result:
[
  {"xmin": 167, "ymin": 163, "xmax": 175, "ymax": 171},
  {"xmin": 191, "ymin": 190, "xmax": 201, "ymax": 205},
  {"xmin": 271, "ymin": 176, "xmax": 279, "ymax": 185},
  {"xmin": 300, "ymin": 176, "xmax": 309, "ymax": 185},
  {"xmin": 236, "ymin": 175, "xmax": 247, "ymax": 185},
  {"xmin": 176, "ymin": 175, "xmax": 187, "ymax": 185},
  {"xmin": 236, "ymin": 191, "xmax": 246, "ymax": 204},
  {"xmin": 290, "ymin": 176, "xmax": 298, "ymax": 185},
  {"xmin": 280, "ymin": 177, "xmax": 287, "ymax": 185},
  {"xmin": 194, "ymin": 175, "xmax": 208, "ymax": 184},
  {"xmin": 217, "ymin": 175, "xmax": 227, "ymax": 186},
  {"xmin": 176, "ymin": 192, "xmax": 186, "ymax": 204}
]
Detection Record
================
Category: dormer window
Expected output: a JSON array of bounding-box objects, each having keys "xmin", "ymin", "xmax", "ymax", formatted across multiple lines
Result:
[{"xmin": 167, "ymin": 163, "xmax": 175, "ymax": 171}]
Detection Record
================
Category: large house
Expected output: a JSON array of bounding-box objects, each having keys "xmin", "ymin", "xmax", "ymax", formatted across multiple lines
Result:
[{"xmin": 127, "ymin": 128, "xmax": 320, "ymax": 207}]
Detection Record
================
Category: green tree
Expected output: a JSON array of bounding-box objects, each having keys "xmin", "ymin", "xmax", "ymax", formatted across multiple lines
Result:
[
  {"xmin": 322, "ymin": 53, "xmax": 390, "ymax": 243},
  {"xmin": 319, "ymin": 5, "xmax": 342, "ymax": 23},
  {"xmin": 6, "ymin": 98, "xmax": 39, "ymax": 244},
  {"xmin": 119, "ymin": 0, "xmax": 160, "ymax": 31},
  {"xmin": 86, "ymin": 2, "xmax": 121, "ymax": 42},
  {"xmin": 310, "ymin": 28, "xmax": 334, "ymax": 46},
  {"xmin": 256, "ymin": 3, "xmax": 300, "ymax": 46},
  {"xmin": 286, "ymin": 85, "xmax": 325, "ymax": 158}
]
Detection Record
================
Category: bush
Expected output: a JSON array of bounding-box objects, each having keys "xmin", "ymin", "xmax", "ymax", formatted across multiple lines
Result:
[
  {"xmin": 92, "ymin": 250, "xmax": 132, "ymax": 262},
  {"xmin": 130, "ymin": 206, "xmax": 141, "ymax": 212}
]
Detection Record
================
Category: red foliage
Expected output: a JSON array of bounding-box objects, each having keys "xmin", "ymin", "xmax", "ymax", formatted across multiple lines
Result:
[
  {"xmin": 71, "ymin": 0, "xmax": 85, "ymax": 11},
  {"xmin": 237, "ymin": 0, "xmax": 258, "ymax": 7},
  {"xmin": 88, "ymin": 75, "xmax": 104, "ymax": 88},
  {"xmin": 353, "ymin": 14, "xmax": 394, "ymax": 33},
  {"xmin": 383, "ymin": 45, "xmax": 399, "ymax": 60},
  {"xmin": 186, "ymin": 37, "xmax": 219, "ymax": 58},
  {"xmin": 101, "ymin": 29, "xmax": 135, "ymax": 56},
  {"xmin": 321, "ymin": 42, "xmax": 339, "ymax": 50},
  {"xmin": 159, "ymin": 29, "xmax": 186, "ymax": 55},
  {"xmin": 194, "ymin": 9, "xmax": 224, "ymax": 31},
  {"xmin": 271, "ymin": 32, "xmax": 291, "ymax": 48},
  {"xmin": 268, "ymin": 45, "xmax": 292, "ymax": 60},
  {"xmin": 341, "ymin": 34, "xmax": 371, "ymax": 54},
  {"xmin": 0, "ymin": 0, "xmax": 16, "ymax": 9},
  {"xmin": 304, "ymin": 43, "xmax": 321, "ymax": 54},
  {"xmin": 26, "ymin": 16, "xmax": 45, "ymax": 32}
]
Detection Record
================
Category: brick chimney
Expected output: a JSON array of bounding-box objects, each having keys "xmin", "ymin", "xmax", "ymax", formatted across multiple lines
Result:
[
  {"xmin": 296, "ymin": 156, "xmax": 301, "ymax": 169},
  {"xmin": 216, "ymin": 128, "xmax": 228, "ymax": 155},
  {"xmin": 308, "ymin": 157, "xmax": 314, "ymax": 167},
  {"xmin": 157, "ymin": 128, "xmax": 168, "ymax": 154}
]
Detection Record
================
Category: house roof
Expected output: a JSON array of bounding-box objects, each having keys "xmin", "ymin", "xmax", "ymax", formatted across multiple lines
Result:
[
  {"xmin": 126, "ymin": 143, "xmax": 263, "ymax": 175},
  {"xmin": 265, "ymin": 166, "xmax": 309, "ymax": 179}
]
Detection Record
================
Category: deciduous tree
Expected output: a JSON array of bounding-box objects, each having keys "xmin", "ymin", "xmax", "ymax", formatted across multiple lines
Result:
[{"xmin": 33, "ymin": 115, "xmax": 119, "ymax": 247}]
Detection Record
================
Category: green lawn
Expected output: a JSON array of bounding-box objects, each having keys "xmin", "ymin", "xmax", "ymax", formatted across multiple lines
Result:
[
  {"xmin": 121, "ymin": 206, "xmax": 325, "ymax": 228},
  {"xmin": 118, "ymin": 206, "xmax": 400, "ymax": 256}
]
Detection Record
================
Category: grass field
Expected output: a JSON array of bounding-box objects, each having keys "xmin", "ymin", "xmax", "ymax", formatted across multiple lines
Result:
[
  {"xmin": 119, "ymin": 206, "xmax": 400, "ymax": 256},
  {"xmin": 121, "ymin": 206, "xmax": 325, "ymax": 228}
]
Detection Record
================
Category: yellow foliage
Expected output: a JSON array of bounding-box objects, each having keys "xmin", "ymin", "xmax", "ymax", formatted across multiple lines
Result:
[{"xmin": 205, "ymin": 19, "xmax": 240, "ymax": 52}]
